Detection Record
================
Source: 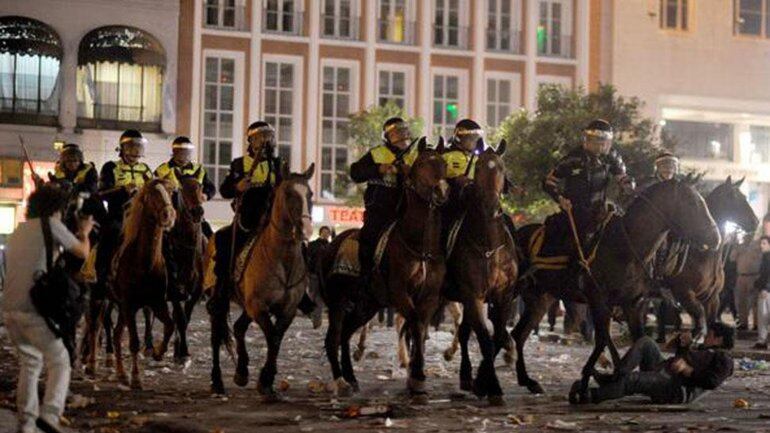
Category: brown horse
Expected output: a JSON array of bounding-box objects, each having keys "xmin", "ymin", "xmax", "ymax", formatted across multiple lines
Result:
[
  {"xmin": 513, "ymin": 178, "xmax": 721, "ymax": 398},
  {"xmin": 662, "ymin": 176, "xmax": 758, "ymax": 340},
  {"xmin": 110, "ymin": 179, "xmax": 177, "ymax": 389},
  {"xmin": 213, "ymin": 164, "xmax": 315, "ymax": 400},
  {"xmin": 443, "ymin": 140, "xmax": 518, "ymax": 405},
  {"xmin": 318, "ymin": 137, "xmax": 448, "ymax": 402}
]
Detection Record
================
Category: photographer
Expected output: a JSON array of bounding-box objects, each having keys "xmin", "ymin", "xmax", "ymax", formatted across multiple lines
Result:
[
  {"xmin": 570, "ymin": 324, "xmax": 734, "ymax": 405},
  {"xmin": 2, "ymin": 184, "xmax": 94, "ymax": 433}
]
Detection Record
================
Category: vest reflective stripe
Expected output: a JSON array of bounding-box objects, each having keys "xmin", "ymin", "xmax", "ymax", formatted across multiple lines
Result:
[
  {"xmin": 156, "ymin": 162, "xmax": 206, "ymax": 188},
  {"xmin": 113, "ymin": 161, "xmax": 152, "ymax": 187},
  {"xmin": 242, "ymin": 156, "xmax": 276, "ymax": 186},
  {"xmin": 443, "ymin": 150, "xmax": 476, "ymax": 179},
  {"xmin": 369, "ymin": 145, "xmax": 418, "ymax": 187},
  {"xmin": 53, "ymin": 163, "xmax": 94, "ymax": 185}
]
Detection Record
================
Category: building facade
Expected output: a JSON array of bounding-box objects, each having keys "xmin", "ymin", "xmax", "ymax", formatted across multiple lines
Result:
[
  {"xmin": 178, "ymin": 0, "xmax": 591, "ymax": 227},
  {"xmin": 0, "ymin": 0, "xmax": 180, "ymax": 233},
  {"xmin": 592, "ymin": 0, "xmax": 770, "ymax": 218}
]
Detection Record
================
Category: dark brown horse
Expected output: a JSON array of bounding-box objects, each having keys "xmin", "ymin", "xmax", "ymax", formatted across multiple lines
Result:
[
  {"xmin": 513, "ymin": 179, "xmax": 721, "ymax": 397},
  {"xmin": 318, "ymin": 137, "xmax": 448, "ymax": 403},
  {"xmin": 110, "ymin": 179, "xmax": 177, "ymax": 389},
  {"xmin": 443, "ymin": 140, "xmax": 517, "ymax": 405},
  {"xmin": 211, "ymin": 164, "xmax": 315, "ymax": 400},
  {"xmin": 662, "ymin": 176, "xmax": 758, "ymax": 340}
]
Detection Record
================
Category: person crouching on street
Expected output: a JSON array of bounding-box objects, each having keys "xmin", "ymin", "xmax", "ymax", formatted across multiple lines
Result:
[{"xmin": 1, "ymin": 184, "xmax": 94, "ymax": 433}]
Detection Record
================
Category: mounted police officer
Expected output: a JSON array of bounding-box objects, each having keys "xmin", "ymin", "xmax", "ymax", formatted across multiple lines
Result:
[
  {"xmin": 155, "ymin": 136, "xmax": 216, "ymax": 237},
  {"xmin": 95, "ymin": 129, "xmax": 154, "ymax": 290},
  {"xmin": 48, "ymin": 143, "xmax": 98, "ymax": 195},
  {"xmin": 350, "ymin": 116, "xmax": 417, "ymax": 278},
  {"xmin": 639, "ymin": 151, "xmax": 680, "ymax": 191},
  {"xmin": 541, "ymin": 119, "xmax": 634, "ymax": 260}
]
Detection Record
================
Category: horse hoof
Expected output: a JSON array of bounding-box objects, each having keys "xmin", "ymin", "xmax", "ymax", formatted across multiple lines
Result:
[
  {"xmin": 407, "ymin": 377, "xmax": 426, "ymax": 394},
  {"xmin": 85, "ymin": 363, "xmax": 96, "ymax": 377},
  {"xmin": 211, "ymin": 380, "xmax": 226, "ymax": 395},
  {"xmin": 487, "ymin": 395, "xmax": 506, "ymax": 407},
  {"xmin": 350, "ymin": 381, "xmax": 360, "ymax": 393},
  {"xmin": 352, "ymin": 349, "xmax": 364, "ymax": 362},
  {"xmin": 261, "ymin": 392, "xmax": 282, "ymax": 404},
  {"xmin": 143, "ymin": 347, "xmax": 154, "ymax": 359},
  {"xmin": 104, "ymin": 354, "xmax": 115, "ymax": 368},
  {"xmin": 527, "ymin": 382, "xmax": 545, "ymax": 395},
  {"xmin": 460, "ymin": 379, "xmax": 473, "ymax": 392},
  {"xmin": 503, "ymin": 351, "xmax": 515, "ymax": 366},
  {"xmin": 233, "ymin": 371, "xmax": 249, "ymax": 387},
  {"xmin": 130, "ymin": 378, "xmax": 143, "ymax": 391},
  {"xmin": 472, "ymin": 380, "xmax": 489, "ymax": 398},
  {"xmin": 443, "ymin": 349, "xmax": 455, "ymax": 362},
  {"xmin": 410, "ymin": 393, "xmax": 429, "ymax": 406},
  {"xmin": 117, "ymin": 372, "xmax": 129, "ymax": 386},
  {"xmin": 174, "ymin": 356, "xmax": 191, "ymax": 366},
  {"xmin": 332, "ymin": 377, "xmax": 352, "ymax": 397}
]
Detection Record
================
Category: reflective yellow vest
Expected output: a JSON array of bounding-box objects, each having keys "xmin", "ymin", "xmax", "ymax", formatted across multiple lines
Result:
[
  {"xmin": 243, "ymin": 155, "xmax": 277, "ymax": 187},
  {"xmin": 443, "ymin": 149, "xmax": 476, "ymax": 179},
  {"xmin": 112, "ymin": 161, "xmax": 152, "ymax": 187},
  {"xmin": 369, "ymin": 144, "xmax": 418, "ymax": 187},
  {"xmin": 155, "ymin": 162, "xmax": 206, "ymax": 189},
  {"xmin": 53, "ymin": 162, "xmax": 95, "ymax": 185}
]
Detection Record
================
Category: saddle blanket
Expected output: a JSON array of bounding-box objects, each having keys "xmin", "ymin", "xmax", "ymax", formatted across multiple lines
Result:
[
  {"xmin": 329, "ymin": 223, "xmax": 396, "ymax": 277},
  {"xmin": 528, "ymin": 226, "xmax": 569, "ymax": 271}
]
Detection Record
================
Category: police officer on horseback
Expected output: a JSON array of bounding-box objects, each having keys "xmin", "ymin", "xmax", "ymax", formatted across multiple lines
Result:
[
  {"xmin": 155, "ymin": 136, "xmax": 216, "ymax": 237},
  {"xmin": 49, "ymin": 143, "xmax": 98, "ymax": 195},
  {"xmin": 350, "ymin": 116, "xmax": 417, "ymax": 278},
  {"xmin": 542, "ymin": 119, "xmax": 634, "ymax": 260},
  {"xmin": 639, "ymin": 151, "xmax": 680, "ymax": 191}
]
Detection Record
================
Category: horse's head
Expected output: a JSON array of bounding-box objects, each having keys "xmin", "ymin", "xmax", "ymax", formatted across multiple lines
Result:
[
  {"xmin": 405, "ymin": 136, "xmax": 449, "ymax": 207},
  {"xmin": 706, "ymin": 176, "xmax": 758, "ymax": 235},
  {"xmin": 639, "ymin": 179, "xmax": 721, "ymax": 250},
  {"xmin": 144, "ymin": 178, "xmax": 177, "ymax": 230},
  {"xmin": 176, "ymin": 169, "xmax": 205, "ymax": 224},
  {"xmin": 474, "ymin": 139, "xmax": 507, "ymax": 208},
  {"xmin": 273, "ymin": 163, "xmax": 315, "ymax": 241}
]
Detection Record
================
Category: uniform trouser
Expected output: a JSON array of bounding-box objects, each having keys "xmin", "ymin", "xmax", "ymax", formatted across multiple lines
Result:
[
  {"xmin": 4, "ymin": 311, "xmax": 70, "ymax": 433},
  {"xmin": 735, "ymin": 275, "xmax": 759, "ymax": 328},
  {"xmin": 593, "ymin": 337, "xmax": 687, "ymax": 404},
  {"xmin": 359, "ymin": 208, "xmax": 395, "ymax": 274},
  {"xmin": 757, "ymin": 290, "xmax": 770, "ymax": 344},
  {"xmin": 94, "ymin": 220, "xmax": 122, "ymax": 299}
]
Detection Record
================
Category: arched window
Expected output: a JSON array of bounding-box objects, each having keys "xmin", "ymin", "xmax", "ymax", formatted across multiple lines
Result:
[
  {"xmin": 0, "ymin": 16, "xmax": 62, "ymax": 124},
  {"xmin": 77, "ymin": 26, "xmax": 165, "ymax": 130}
]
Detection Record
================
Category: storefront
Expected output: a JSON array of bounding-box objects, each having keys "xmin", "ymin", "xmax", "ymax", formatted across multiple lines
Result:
[{"xmin": 311, "ymin": 204, "xmax": 364, "ymax": 237}]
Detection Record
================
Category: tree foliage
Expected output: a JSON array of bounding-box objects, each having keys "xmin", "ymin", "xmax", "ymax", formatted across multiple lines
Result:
[{"xmin": 494, "ymin": 84, "xmax": 674, "ymax": 222}]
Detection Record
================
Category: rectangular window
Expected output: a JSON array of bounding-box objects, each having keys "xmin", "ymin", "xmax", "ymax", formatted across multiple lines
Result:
[
  {"xmin": 378, "ymin": 0, "xmax": 414, "ymax": 44},
  {"xmin": 487, "ymin": 0, "xmax": 521, "ymax": 53},
  {"xmin": 537, "ymin": 0, "xmax": 572, "ymax": 58},
  {"xmin": 0, "ymin": 52, "xmax": 60, "ymax": 119},
  {"xmin": 377, "ymin": 70, "xmax": 406, "ymax": 109},
  {"xmin": 735, "ymin": 0, "xmax": 769, "ymax": 36},
  {"xmin": 660, "ymin": 0, "xmax": 688, "ymax": 31},
  {"xmin": 264, "ymin": 0, "xmax": 302, "ymax": 35},
  {"xmin": 748, "ymin": 125, "xmax": 770, "ymax": 164},
  {"xmin": 204, "ymin": 0, "xmax": 246, "ymax": 30},
  {"xmin": 486, "ymin": 78, "xmax": 514, "ymax": 129},
  {"xmin": 434, "ymin": 0, "xmax": 467, "ymax": 49},
  {"xmin": 263, "ymin": 60, "xmax": 296, "ymax": 164},
  {"xmin": 663, "ymin": 120, "xmax": 734, "ymax": 161},
  {"xmin": 202, "ymin": 56, "xmax": 237, "ymax": 192},
  {"xmin": 321, "ymin": 65, "xmax": 354, "ymax": 199},
  {"xmin": 322, "ymin": 0, "xmax": 358, "ymax": 39},
  {"xmin": 432, "ymin": 73, "xmax": 461, "ymax": 138}
]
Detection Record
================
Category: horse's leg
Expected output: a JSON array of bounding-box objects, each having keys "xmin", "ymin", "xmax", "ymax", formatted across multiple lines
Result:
[
  {"xmin": 681, "ymin": 290, "xmax": 708, "ymax": 342},
  {"xmin": 113, "ymin": 309, "xmax": 128, "ymax": 385},
  {"xmin": 511, "ymin": 292, "xmax": 554, "ymax": 394},
  {"xmin": 340, "ymin": 315, "xmax": 369, "ymax": 392},
  {"xmin": 255, "ymin": 312, "xmax": 292, "ymax": 402},
  {"xmin": 171, "ymin": 300, "xmax": 189, "ymax": 363},
  {"xmin": 491, "ymin": 298, "xmax": 516, "ymax": 366},
  {"xmin": 142, "ymin": 306, "xmax": 154, "ymax": 358},
  {"xmin": 407, "ymin": 316, "xmax": 430, "ymax": 404},
  {"xmin": 444, "ymin": 302, "xmax": 463, "ymax": 361},
  {"xmin": 457, "ymin": 317, "xmax": 473, "ymax": 391},
  {"xmin": 208, "ymin": 290, "xmax": 229, "ymax": 395},
  {"xmin": 395, "ymin": 314, "xmax": 410, "ymax": 369},
  {"xmin": 126, "ymin": 308, "xmax": 143, "ymax": 390},
  {"xmin": 466, "ymin": 298, "xmax": 504, "ymax": 405},
  {"xmin": 352, "ymin": 320, "xmax": 368, "ymax": 362},
  {"xmin": 151, "ymin": 302, "xmax": 176, "ymax": 361},
  {"xmin": 104, "ymin": 301, "xmax": 115, "ymax": 368},
  {"xmin": 84, "ymin": 298, "xmax": 104, "ymax": 377},
  {"xmin": 573, "ymin": 296, "xmax": 614, "ymax": 403},
  {"xmin": 324, "ymin": 306, "xmax": 349, "ymax": 395},
  {"xmin": 232, "ymin": 311, "xmax": 252, "ymax": 387}
]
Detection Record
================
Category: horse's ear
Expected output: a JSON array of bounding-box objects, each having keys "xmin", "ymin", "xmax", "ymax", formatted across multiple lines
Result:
[
  {"xmin": 475, "ymin": 138, "xmax": 485, "ymax": 154},
  {"xmin": 418, "ymin": 136, "xmax": 428, "ymax": 153},
  {"xmin": 280, "ymin": 161, "xmax": 290, "ymax": 180},
  {"xmin": 725, "ymin": 175, "xmax": 732, "ymax": 186},
  {"xmin": 496, "ymin": 139, "xmax": 507, "ymax": 156},
  {"xmin": 735, "ymin": 176, "xmax": 745, "ymax": 189},
  {"xmin": 303, "ymin": 163, "xmax": 315, "ymax": 180},
  {"xmin": 436, "ymin": 136, "xmax": 445, "ymax": 153}
]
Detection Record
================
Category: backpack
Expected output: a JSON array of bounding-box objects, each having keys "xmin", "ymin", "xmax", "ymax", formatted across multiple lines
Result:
[{"xmin": 30, "ymin": 217, "xmax": 86, "ymax": 365}]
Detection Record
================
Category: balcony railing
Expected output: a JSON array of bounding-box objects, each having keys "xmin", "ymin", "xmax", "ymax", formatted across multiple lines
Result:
[
  {"xmin": 0, "ymin": 97, "xmax": 59, "ymax": 126},
  {"xmin": 203, "ymin": 3, "xmax": 249, "ymax": 31},
  {"xmin": 486, "ymin": 28, "xmax": 522, "ymax": 54},
  {"xmin": 537, "ymin": 34, "xmax": 573, "ymax": 58},
  {"xmin": 433, "ymin": 25, "xmax": 469, "ymax": 50},
  {"xmin": 377, "ymin": 19, "xmax": 416, "ymax": 45},
  {"xmin": 262, "ymin": 8, "xmax": 306, "ymax": 36},
  {"xmin": 77, "ymin": 103, "xmax": 161, "ymax": 131},
  {"xmin": 320, "ymin": 14, "xmax": 360, "ymax": 40}
]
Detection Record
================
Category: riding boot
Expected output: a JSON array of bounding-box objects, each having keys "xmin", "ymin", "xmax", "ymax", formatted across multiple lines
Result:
[
  {"xmin": 202, "ymin": 219, "xmax": 214, "ymax": 239},
  {"xmin": 163, "ymin": 236, "xmax": 186, "ymax": 302}
]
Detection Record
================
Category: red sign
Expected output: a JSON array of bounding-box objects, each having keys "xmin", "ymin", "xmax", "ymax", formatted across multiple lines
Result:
[{"xmin": 327, "ymin": 206, "xmax": 364, "ymax": 224}]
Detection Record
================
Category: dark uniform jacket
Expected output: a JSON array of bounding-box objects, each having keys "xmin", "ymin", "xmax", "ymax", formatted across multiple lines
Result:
[
  {"xmin": 350, "ymin": 143, "xmax": 418, "ymax": 212},
  {"xmin": 543, "ymin": 146, "xmax": 627, "ymax": 213},
  {"xmin": 155, "ymin": 159, "xmax": 217, "ymax": 200},
  {"xmin": 219, "ymin": 154, "xmax": 283, "ymax": 200},
  {"xmin": 98, "ymin": 160, "xmax": 153, "ymax": 222},
  {"xmin": 49, "ymin": 162, "xmax": 99, "ymax": 195}
]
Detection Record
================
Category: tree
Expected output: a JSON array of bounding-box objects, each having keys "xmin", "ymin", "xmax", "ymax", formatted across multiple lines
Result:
[
  {"xmin": 494, "ymin": 84, "xmax": 674, "ymax": 223},
  {"xmin": 343, "ymin": 102, "xmax": 424, "ymax": 205}
]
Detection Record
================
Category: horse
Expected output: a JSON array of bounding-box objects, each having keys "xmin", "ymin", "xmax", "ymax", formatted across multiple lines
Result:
[
  {"xmin": 442, "ymin": 140, "xmax": 518, "ymax": 405},
  {"xmin": 513, "ymin": 178, "xmax": 721, "ymax": 398},
  {"xmin": 167, "ymin": 174, "xmax": 208, "ymax": 363},
  {"xmin": 318, "ymin": 137, "xmax": 448, "ymax": 403},
  {"xmin": 210, "ymin": 164, "xmax": 315, "ymax": 400},
  {"xmin": 660, "ymin": 176, "xmax": 758, "ymax": 341},
  {"xmin": 110, "ymin": 179, "xmax": 177, "ymax": 389}
]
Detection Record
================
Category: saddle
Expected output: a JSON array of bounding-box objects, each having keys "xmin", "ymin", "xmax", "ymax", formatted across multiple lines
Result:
[{"xmin": 531, "ymin": 210, "xmax": 615, "ymax": 272}]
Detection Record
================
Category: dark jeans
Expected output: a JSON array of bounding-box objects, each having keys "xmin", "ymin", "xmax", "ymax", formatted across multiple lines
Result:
[{"xmin": 593, "ymin": 337, "xmax": 689, "ymax": 404}]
